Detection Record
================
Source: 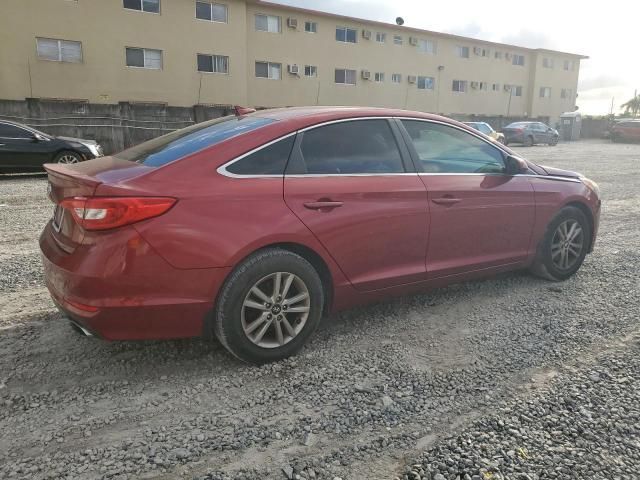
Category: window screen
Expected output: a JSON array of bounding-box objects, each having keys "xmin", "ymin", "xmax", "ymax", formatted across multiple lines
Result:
[
  {"xmin": 226, "ymin": 136, "xmax": 295, "ymax": 175},
  {"xmin": 402, "ymin": 120, "xmax": 505, "ymax": 174},
  {"xmin": 296, "ymin": 120, "xmax": 404, "ymax": 174}
]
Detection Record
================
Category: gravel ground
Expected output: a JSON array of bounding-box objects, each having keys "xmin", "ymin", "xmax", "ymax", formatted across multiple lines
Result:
[{"xmin": 0, "ymin": 140, "xmax": 638, "ymax": 480}]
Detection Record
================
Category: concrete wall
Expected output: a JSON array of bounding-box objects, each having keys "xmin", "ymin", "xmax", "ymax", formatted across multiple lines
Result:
[{"xmin": 0, "ymin": 99, "xmax": 228, "ymax": 154}]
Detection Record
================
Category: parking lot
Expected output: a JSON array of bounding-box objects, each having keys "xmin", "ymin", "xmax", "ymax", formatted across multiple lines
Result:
[{"xmin": 0, "ymin": 139, "xmax": 638, "ymax": 479}]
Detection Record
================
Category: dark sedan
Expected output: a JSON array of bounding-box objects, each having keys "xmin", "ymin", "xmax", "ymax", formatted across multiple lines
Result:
[
  {"xmin": 0, "ymin": 120, "xmax": 103, "ymax": 173},
  {"xmin": 502, "ymin": 121, "xmax": 559, "ymax": 147}
]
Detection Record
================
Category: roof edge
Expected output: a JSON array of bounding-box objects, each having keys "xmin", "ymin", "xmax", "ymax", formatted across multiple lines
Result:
[{"xmin": 250, "ymin": 0, "xmax": 587, "ymax": 58}]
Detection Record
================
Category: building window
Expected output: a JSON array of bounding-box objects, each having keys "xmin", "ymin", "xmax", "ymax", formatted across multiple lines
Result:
[
  {"xmin": 512, "ymin": 54, "xmax": 525, "ymax": 66},
  {"xmin": 123, "ymin": 0, "xmax": 160, "ymax": 13},
  {"xmin": 478, "ymin": 81, "xmax": 488, "ymax": 91},
  {"xmin": 456, "ymin": 46, "xmax": 469, "ymax": 58},
  {"xmin": 393, "ymin": 35, "xmax": 403, "ymax": 45},
  {"xmin": 304, "ymin": 21, "xmax": 317, "ymax": 33},
  {"xmin": 195, "ymin": 2, "xmax": 227, "ymax": 22},
  {"xmin": 417, "ymin": 76, "xmax": 434, "ymax": 90},
  {"xmin": 36, "ymin": 38, "xmax": 82, "ymax": 63},
  {"xmin": 255, "ymin": 61, "xmax": 281, "ymax": 79},
  {"xmin": 391, "ymin": 73, "xmax": 402, "ymax": 83},
  {"xmin": 492, "ymin": 83, "xmax": 500, "ymax": 91},
  {"xmin": 452, "ymin": 80, "xmax": 467, "ymax": 92},
  {"xmin": 304, "ymin": 65, "xmax": 317, "ymax": 77},
  {"xmin": 474, "ymin": 47, "xmax": 489, "ymax": 57},
  {"xmin": 564, "ymin": 60, "xmax": 575, "ymax": 71},
  {"xmin": 197, "ymin": 54, "xmax": 228, "ymax": 73},
  {"xmin": 125, "ymin": 47, "xmax": 162, "ymax": 69},
  {"xmin": 539, "ymin": 87, "xmax": 552, "ymax": 98},
  {"xmin": 561, "ymin": 88, "xmax": 573, "ymax": 99},
  {"xmin": 494, "ymin": 51, "xmax": 502, "ymax": 59},
  {"xmin": 418, "ymin": 39, "xmax": 436, "ymax": 54},
  {"xmin": 542, "ymin": 57, "xmax": 554, "ymax": 68},
  {"xmin": 375, "ymin": 32, "xmax": 386, "ymax": 43},
  {"xmin": 336, "ymin": 26, "xmax": 357, "ymax": 43},
  {"xmin": 508, "ymin": 85, "xmax": 523, "ymax": 96},
  {"xmin": 374, "ymin": 72, "xmax": 385, "ymax": 82},
  {"xmin": 335, "ymin": 68, "xmax": 356, "ymax": 85},
  {"xmin": 255, "ymin": 14, "xmax": 281, "ymax": 33}
]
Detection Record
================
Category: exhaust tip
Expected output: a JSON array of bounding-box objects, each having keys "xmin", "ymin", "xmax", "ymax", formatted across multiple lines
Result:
[{"xmin": 69, "ymin": 321, "xmax": 93, "ymax": 337}]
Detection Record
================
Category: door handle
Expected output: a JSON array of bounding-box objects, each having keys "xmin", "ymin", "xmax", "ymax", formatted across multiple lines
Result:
[
  {"xmin": 432, "ymin": 197, "xmax": 461, "ymax": 206},
  {"xmin": 303, "ymin": 201, "xmax": 344, "ymax": 210}
]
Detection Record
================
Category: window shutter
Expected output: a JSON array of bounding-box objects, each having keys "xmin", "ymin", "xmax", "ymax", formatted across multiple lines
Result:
[
  {"xmin": 61, "ymin": 40, "xmax": 82, "ymax": 63},
  {"xmin": 144, "ymin": 49, "xmax": 162, "ymax": 69},
  {"xmin": 37, "ymin": 38, "xmax": 61, "ymax": 61}
]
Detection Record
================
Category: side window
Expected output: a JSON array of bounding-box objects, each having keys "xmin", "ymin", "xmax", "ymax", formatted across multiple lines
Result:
[
  {"xmin": 401, "ymin": 120, "xmax": 505, "ymax": 174},
  {"xmin": 296, "ymin": 120, "xmax": 404, "ymax": 174},
  {"xmin": 478, "ymin": 124, "xmax": 492, "ymax": 135},
  {"xmin": 226, "ymin": 135, "xmax": 295, "ymax": 175},
  {"xmin": 0, "ymin": 123, "xmax": 32, "ymax": 139}
]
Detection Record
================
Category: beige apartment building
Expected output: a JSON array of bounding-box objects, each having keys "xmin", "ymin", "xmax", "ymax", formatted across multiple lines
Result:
[{"xmin": 0, "ymin": 0, "xmax": 586, "ymax": 122}]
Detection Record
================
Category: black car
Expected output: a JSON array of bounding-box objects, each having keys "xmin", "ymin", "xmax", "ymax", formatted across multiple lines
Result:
[
  {"xmin": 501, "ymin": 121, "xmax": 559, "ymax": 147},
  {"xmin": 0, "ymin": 120, "xmax": 103, "ymax": 173}
]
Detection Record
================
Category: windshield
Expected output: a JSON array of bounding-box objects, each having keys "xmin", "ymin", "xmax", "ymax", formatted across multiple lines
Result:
[{"xmin": 114, "ymin": 115, "xmax": 276, "ymax": 166}]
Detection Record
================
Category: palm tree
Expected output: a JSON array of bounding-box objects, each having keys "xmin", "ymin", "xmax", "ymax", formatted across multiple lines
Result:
[{"xmin": 621, "ymin": 95, "xmax": 640, "ymax": 117}]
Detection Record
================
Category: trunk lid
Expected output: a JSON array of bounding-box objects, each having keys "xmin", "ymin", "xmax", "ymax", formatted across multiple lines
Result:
[{"xmin": 44, "ymin": 157, "xmax": 154, "ymax": 252}]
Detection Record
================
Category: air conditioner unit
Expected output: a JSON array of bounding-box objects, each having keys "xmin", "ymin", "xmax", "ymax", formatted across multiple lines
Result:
[
  {"xmin": 287, "ymin": 18, "xmax": 298, "ymax": 29},
  {"xmin": 503, "ymin": 84, "xmax": 511, "ymax": 92},
  {"xmin": 471, "ymin": 81, "xmax": 479, "ymax": 89},
  {"xmin": 361, "ymin": 69, "xmax": 371, "ymax": 80},
  {"xmin": 407, "ymin": 75, "xmax": 417, "ymax": 84},
  {"xmin": 473, "ymin": 47, "xmax": 481, "ymax": 55},
  {"xmin": 505, "ymin": 53, "xmax": 512, "ymax": 60},
  {"xmin": 409, "ymin": 36, "xmax": 418, "ymax": 46},
  {"xmin": 362, "ymin": 29, "xmax": 371, "ymax": 40},
  {"xmin": 287, "ymin": 64, "xmax": 299, "ymax": 75}
]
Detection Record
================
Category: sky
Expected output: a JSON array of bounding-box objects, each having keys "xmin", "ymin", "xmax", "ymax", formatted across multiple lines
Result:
[{"xmin": 270, "ymin": 0, "xmax": 638, "ymax": 115}]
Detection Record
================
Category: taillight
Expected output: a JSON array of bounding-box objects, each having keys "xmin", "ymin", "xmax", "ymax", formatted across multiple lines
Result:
[{"xmin": 59, "ymin": 196, "xmax": 176, "ymax": 231}]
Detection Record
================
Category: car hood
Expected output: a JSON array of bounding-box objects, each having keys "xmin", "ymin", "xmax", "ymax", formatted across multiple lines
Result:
[
  {"xmin": 56, "ymin": 136, "xmax": 98, "ymax": 145},
  {"xmin": 539, "ymin": 165, "xmax": 581, "ymax": 179}
]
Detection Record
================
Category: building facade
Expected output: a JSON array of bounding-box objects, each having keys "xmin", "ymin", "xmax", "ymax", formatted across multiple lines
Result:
[{"xmin": 0, "ymin": 0, "xmax": 586, "ymax": 122}]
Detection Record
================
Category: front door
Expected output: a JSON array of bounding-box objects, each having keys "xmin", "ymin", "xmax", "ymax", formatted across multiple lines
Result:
[
  {"xmin": 400, "ymin": 119, "xmax": 536, "ymax": 278},
  {"xmin": 284, "ymin": 118, "xmax": 429, "ymax": 291}
]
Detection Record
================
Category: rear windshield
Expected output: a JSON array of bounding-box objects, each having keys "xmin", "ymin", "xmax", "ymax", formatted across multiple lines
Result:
[{"xmin": 115, "ymin": 116, "xmax": 275, "ymax": 166}]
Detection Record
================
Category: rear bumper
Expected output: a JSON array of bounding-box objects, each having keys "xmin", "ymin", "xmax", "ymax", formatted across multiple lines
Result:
[{"xmin": 40, "ymin": 222, "xmax": 231, "ymax": 340}]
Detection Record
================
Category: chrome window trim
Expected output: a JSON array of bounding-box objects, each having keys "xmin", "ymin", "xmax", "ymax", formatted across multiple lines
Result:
[{"xmin": 216, "ymin": 116, "xmax": 577, "ymax": 181}]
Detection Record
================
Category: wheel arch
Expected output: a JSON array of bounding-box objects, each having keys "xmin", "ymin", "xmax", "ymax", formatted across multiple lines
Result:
[{"xmin": 53, "ymin": 149, "xmax": 86, "ymax": 161}]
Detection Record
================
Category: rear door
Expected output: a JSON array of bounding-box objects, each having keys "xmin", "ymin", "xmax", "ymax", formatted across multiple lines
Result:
[
  {"xmin": 284, "ymin": 118, "xmax": 429, "ymax": 291},
  {"xmin": 399, "ymin": 119, "xmax": 535, "ymax": 278}
]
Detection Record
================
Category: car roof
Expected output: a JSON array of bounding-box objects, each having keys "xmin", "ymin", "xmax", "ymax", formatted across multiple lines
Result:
[{"xmin": 251, "ymin": 106, "xmax": 448, "ymax": 123}]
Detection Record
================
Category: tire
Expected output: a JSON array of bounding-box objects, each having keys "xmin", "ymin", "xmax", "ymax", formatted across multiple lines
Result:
[
  {"xmin": 214, "ymin": 248, "xmax": 324, "ymax": 364},
  {"xmin": 531, "ymin": 206, "xmax": 591, "ymax": 281},
  {"xmin": 54, "ymin": 151, "xmax": 82, "ymax": 164},
  {"xmin": 548, "ymin": 137, "xmax": 559, "ymax": 146},
  {"xmin": 524, "ymin": 136, "xmax": 534, "ymax": 147}
]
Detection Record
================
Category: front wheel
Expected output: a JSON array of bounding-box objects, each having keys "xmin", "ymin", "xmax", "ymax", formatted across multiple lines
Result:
[
  {"xmin": 531, "ymin": 206, "xmax": 591, "ymax": 281},
  {"xmin": 548, "ymin": 137, "xmax": 559, "ymax": 146},
  {"xmin": 214, "ymin": 248, "xmax": 324, "ymax": 364},
  {"xmin": 54, "ymin": 151, "xmax": 82, "ymax": 164}
]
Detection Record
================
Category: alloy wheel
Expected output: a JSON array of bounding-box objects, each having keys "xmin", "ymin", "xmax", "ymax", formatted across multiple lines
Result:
[
  {"xmin": 551, "ymin": 219, "xmax": 584, "ymax": 270},
  {"xmin": 241, "ymin": 272, "xmax": 310, "ymax": 349},
  {"xmin": 58, "ymin": 154, "xmax": 80, "ymax": 164}
]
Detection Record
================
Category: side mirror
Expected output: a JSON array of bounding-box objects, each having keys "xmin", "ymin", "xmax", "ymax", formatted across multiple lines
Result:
[
  {"xmin": 504, "ymin": 155, "xmax": 528, "ymax": 175},
  {"xmin": 32, "ymin": 133, "xmax": 46, "ymax": 142}
]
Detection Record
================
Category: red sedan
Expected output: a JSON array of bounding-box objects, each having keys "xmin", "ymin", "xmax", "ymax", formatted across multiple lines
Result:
[{"xmin": 40, "ymin": 107, "xmax": 601, "ymax": 364}]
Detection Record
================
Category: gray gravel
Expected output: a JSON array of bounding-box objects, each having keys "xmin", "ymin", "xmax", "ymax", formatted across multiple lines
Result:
[{"xmin": 0, "ymin": 140, "xmax": 638, "ymax": 480}]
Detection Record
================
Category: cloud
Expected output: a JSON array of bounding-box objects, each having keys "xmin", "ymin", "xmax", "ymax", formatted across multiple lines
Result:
[{"xmin": 499, "ymin": 30, "xmax": 556, "ymax": 50}]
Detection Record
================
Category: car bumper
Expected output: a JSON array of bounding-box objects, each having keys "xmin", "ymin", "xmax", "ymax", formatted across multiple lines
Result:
[{"xmin": 40, "ymin": 222, "xmax": 231, "ymax": 340}]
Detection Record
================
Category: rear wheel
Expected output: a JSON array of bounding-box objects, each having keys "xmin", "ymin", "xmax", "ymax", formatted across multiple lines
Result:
[
  {"xmin": 214, "ymin": 248, "xmax": 324, "ymax": 364},
  {"xmin": 54, "ymin": 151, "xmax": 82, "ymax": 164},
  {"xmin": 531, "ymin": 206, "xmax": 590, "ymax": 281},
  {"xmin": 524, "ymin": 136, "xmax": 534, "ymax": 147}
]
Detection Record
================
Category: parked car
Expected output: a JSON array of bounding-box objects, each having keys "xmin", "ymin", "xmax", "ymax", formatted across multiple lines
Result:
[
  {"xmin": 463, "ymin": 121, "xmax": 506, "ymax": 144},
  {"xmin": 610, "ymin": 120, "xmax": 640, "ymax": 142},
  {"xmin": 40, "ymin": 107, "xmax": 601, "ymax": 364},
  {"xmin": 502, "ymin": 121, "xmax": 559, "ymax": 146},
  {"xmin": 0, "ymin": 120, "xmax": 103, "ymax": 173}
]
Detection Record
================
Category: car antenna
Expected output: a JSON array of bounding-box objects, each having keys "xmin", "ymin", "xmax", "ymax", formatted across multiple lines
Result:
[{"xmin": 234, "ymin": 105, "xmax": 256, "ymax": 116}]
